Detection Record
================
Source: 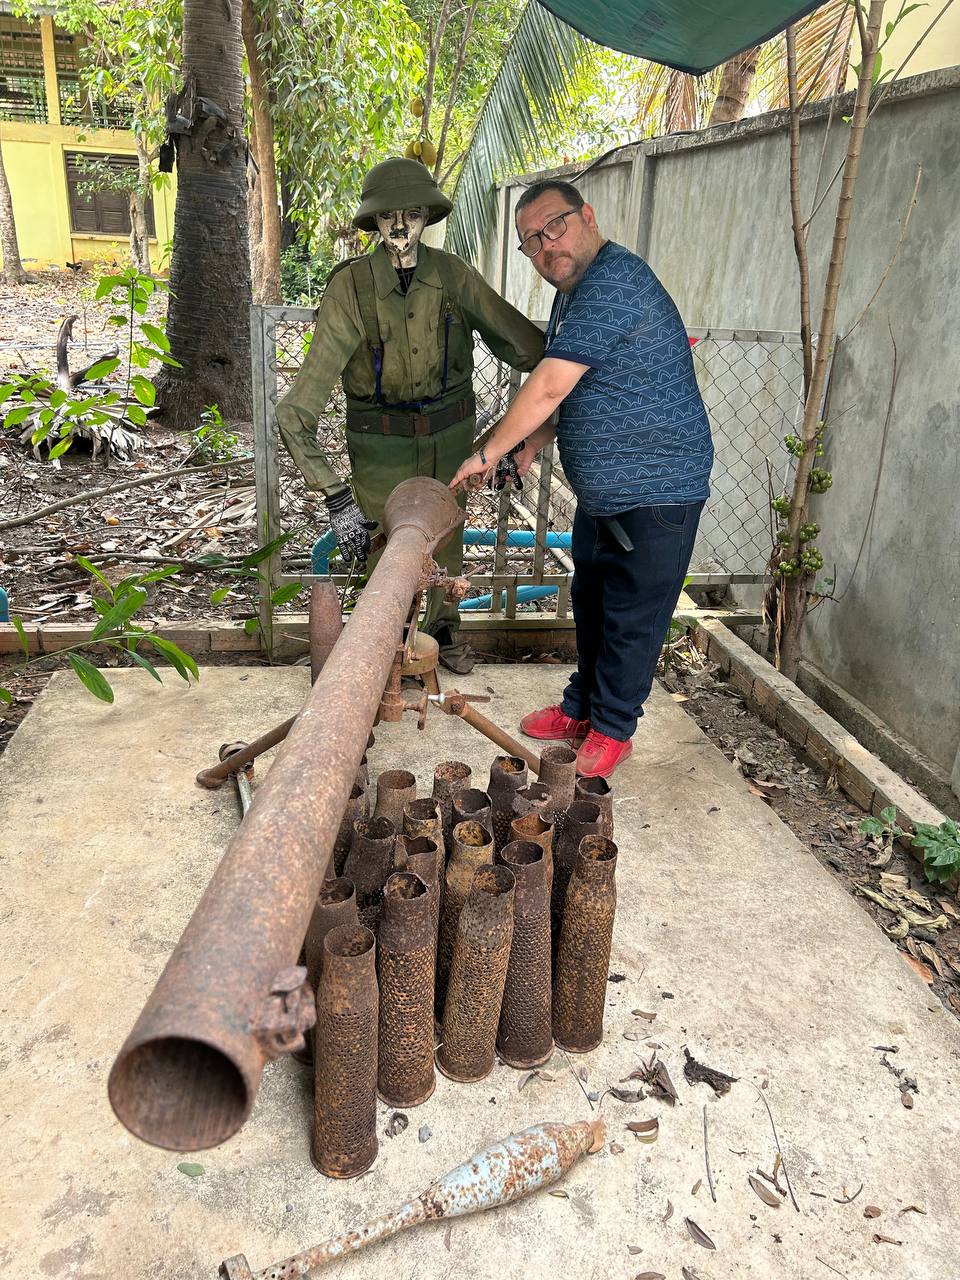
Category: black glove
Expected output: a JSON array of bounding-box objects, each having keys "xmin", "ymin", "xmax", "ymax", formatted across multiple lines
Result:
[
  {"xmin": 324, "ymin": 486, "xmax": 377, "ymax": 565},
  {"xmin": 492, "ymin": 441, "xmax": 525, "ymax": 492}
]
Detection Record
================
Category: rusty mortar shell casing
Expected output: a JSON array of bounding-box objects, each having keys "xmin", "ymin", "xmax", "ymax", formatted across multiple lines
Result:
[
  {"xmin": 512, "ymin": 781, "xmax": 552, "ymax": 821},
  {"xmin": 312, "ymin": 924, "xmax": 379, "ymax": 1178},
  {"xmin": 436, "ymin": 820, "xmax": 495, "ymax": 1017},
  {"xmin": 509, "ymin": 811, "xmax": 554, "ymax": 892},
  {"xmin": 374, "ymin": 769, "xmax": 417, "ymax": 831},
  {"xmin": 377, "ymin": 871, "xmax": 437, "ymax": 1108},
  {"xmin": 496, "ymin": 841, "xmax": 553, "ymax": 1070},
  {"xmin": 343, "ymin": 816, "xmax": 397, "ymax": 935},
  {"xmin": 553, "ymin": 836, "xmax": 618, "ymax": 1054},
  {"xmin": 537, "ymin": 745, "xmax": 578, "ymax": 824},
  {"xmin": 304, "ymin": 878, "xmax": 358, "ymax": 1009},
  {"xmin": 333, "ymin": 782, "xmax": 369, "ymax": 877},
  {"xmin": 451, "ymin": 787, "xmax": 493, "ymax": 836},
  {"xmin": 575, "ymin": 776, "xmax": 614, "ymax": 840},
  {"xmin": 487, "ymin": 755, "xmax": 529, "ymax": 854},
  {"xmin": 551, "ymin": 800, "xmax": 602, "ymax": 946},
  {"xmin": 432, "ymin": 760, "xmax": 472, "ymax": 854},
  {"xmin": 219, "ymin": 1119, "xmax": 606, "ymax": 1279},
  {"xmin": 437, "ymin": 863, "xmax": 516, "ymax": 1083},
  {"xmin": 403, "ymin": 797, "xmax": 445, "ymax": 881},
  {"xmin": 394, "ymin": 834, "xmax": 440, "ymax": 960}
]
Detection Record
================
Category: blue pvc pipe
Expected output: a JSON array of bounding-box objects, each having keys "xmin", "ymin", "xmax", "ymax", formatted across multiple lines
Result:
[
  {"xmin": 459, "ymin": 584, "xmax": 559, "ymax": 611},
  {"xmin": 0, "ymin": 586, "xmax": 8, "ymax": 624},
  {"xmin": 312, "ymin": 527, "xmax": 572, "ymax": 575}
]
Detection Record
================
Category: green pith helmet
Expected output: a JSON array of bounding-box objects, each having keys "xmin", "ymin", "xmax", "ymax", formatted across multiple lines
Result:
[{"xmin": 352, "ymin": 158, "xmax": 453, "ymax": 232}]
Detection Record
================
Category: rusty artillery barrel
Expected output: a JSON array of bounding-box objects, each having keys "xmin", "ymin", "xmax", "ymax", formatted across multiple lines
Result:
[
  {"xmin": 496, "ymin": 840, "xmax": 553, "ymax": 1069},
  {"xmin": 553, "ymin": 836, "xmax": 618, "ymax": 1053},
  {"xmin": 432, "ymin": 761, "xmax": 472, "ymax": 856},
  {"xmin": 487, "ymin": 755, "xmax": 529, "ymax": 854},
  {"xmin": 377, "ymin": 872, "xmax": 436, "ymax": 1108},
  {"xmin": 374, "ymin": 769, "xmax": 417, "ymax": 830},
  {"xmin": 108, "ymin": 477, "xmax": 463, "ymax": 1151}
]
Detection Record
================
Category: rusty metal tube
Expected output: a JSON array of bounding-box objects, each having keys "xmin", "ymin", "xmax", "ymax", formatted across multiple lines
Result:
[
  {"xmin": 435, "ymin": 695, "xmax": 541, "ymax": 774},
  {"xmin": 108, "ymin": 477, "xmax": 462, "ymax": 1151}
]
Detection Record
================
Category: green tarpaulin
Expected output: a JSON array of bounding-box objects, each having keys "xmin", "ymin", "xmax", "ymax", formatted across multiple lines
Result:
[{"xmin": 535, "ymin": 0, "xmax": 825, "ymax": 74}]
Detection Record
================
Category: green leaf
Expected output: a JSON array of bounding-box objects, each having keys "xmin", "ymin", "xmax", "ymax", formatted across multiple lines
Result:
[
  {"xmin": 147, "ymin": 635, "xmax": 199, "ymax": 682},
  {"xmin": 95, "ymin": 275, "xmax": 125, "ymax": 299},
  {"xmin": 130, "ymin": 375, "xmax": 156, "ymax": 407},
  {"xmin": 243, "ymin": 616, "xmax": 261, "ymax": 635},
  {"xmin": 126, "ymin": 404, "xmax": 148, "ymax": 427},
  {"xmin": 67, "ymin": 653, "xmax": 115, "ymax": 703},
  {"xmin": 140, "ymin": 321, "xmax": 170, "ymax": 352},
  {"xmin": 75, "ymin": 556, "xmax": 114, "ymax": 594},
  {"xmin": 136, "ymin": 564, "xmax": 182, "ymax": 585},
  {"xmin": 48, "ymin": 438, "xmax": 74, "ymax": 460},
  {"xmin": 3, "ymin": 405, "xmax": 33, "ymax": 428},
  {"xmin": 176, "ymin": 1162, "xmax": 205, "ymax": 1177},
  {"xmin": 859, "ymin": 817, "xmax": 885, "ymax": 838},
  {"xmin": 242, "ymin": 528, "xmax": 300, "ymax": 569},
  {"xmin": 879, "ymin": 806, "xmax": 898, "ymax": 825},
  {"xmin": 92, "ymin": 586, "xmax": 148, "ymax": 640},
  {"xmin": 0, "ymin": 686, "xmax": 13, "ymax": 705},
  {"xmin": 49, "ymin": 389, "xmax": 68, "ymax": 409},
  {"xmin": 127, "ymin": 649, "xmax": 163, "ymax": 683},
  {"xmin": 209, "ymin": 585, "xmax": 233, "ymax": 605},
  {"xmin": 270, "ymin": 582, "xmax": 303, "ymax": 606},
  {"xmin": 12, "ymin": 615, "xmax": 30, "ymax": 661},
  {"xmin": 0, "ymin": 383, "xmax": 16, "ymax": 406},
  {"xmin": 84, "ymin": 356, "xmax": 122, "ymax": 380}
]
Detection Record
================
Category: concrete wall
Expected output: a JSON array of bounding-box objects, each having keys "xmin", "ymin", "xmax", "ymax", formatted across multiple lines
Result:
[{"xmin": 478, "ymin": 67, "xmax": 960, "ymax": 779}]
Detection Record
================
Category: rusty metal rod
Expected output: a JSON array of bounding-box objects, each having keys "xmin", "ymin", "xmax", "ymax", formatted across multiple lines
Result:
[
  {"xmin": 195, "ymin": 717, "xmax": 297, "ymax": 790},
  {"xmin": 108, "ymin": 478, "xmax": 463, "ymax": 1152},
  {"xmin": 432, "ymin": 692, "xmax": 541, "ymax": 775}
]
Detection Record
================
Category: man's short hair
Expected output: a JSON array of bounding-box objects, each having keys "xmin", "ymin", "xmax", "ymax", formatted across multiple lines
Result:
[{"xmin": 515, "ymin": 180, "xmax": 584, "ymax": 219}]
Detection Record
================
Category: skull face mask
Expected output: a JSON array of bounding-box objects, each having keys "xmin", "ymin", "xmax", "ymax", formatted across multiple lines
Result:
[{"xmin": 375, "ymin": 206, "xmax": 429, "ymax": 269}]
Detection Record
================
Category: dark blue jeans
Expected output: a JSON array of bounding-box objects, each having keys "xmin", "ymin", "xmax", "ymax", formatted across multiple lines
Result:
[{"xmin": 561, "ymin": 501, "xmax": 704, "ymax": 741}]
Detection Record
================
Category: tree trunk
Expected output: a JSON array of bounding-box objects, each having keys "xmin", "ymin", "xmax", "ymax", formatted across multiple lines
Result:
[
  {"xmin": 129, "ymin": 137, "xmax": 152, "ymax": 275},
  {"xmin": 247, "ymin": 108, "xmax": 266, "ymax": 298},
  {"xmin": 280, "ymin": 166, "xmax": 299, "ymax": 253},
  {"xmin": 0, "ymin": 137, "xmax": 27, "ymax": 285},
  {"xmin": 153, "ymin": 0, "xmax": 252, "ymax": 429},
  {"xmin": 708, "ymin": 45, "xmax": 760, "ymax": 125},
  {"xmin": 241, "ymin": 0, "xmax": 281, "ymax": 304},
  {"xmin": 777, "ymin": 0, "xmax": 886, "ymax": 680}
]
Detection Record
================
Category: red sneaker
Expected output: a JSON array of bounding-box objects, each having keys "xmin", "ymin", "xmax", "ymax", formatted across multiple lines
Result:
[
  {"xmin": 520, "ymin": 704, "xmax": 589, "ymax": 745},
  {"xmin": 576, "ymin": 728, "xmax": 633, "ymax": 778}
]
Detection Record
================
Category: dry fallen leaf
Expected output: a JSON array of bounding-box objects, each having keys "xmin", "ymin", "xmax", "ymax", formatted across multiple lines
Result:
[
  {"xmin": 902, "ymin": 952, "xmax": 934, "ymax": 984},
  {"xmin": 749, "ymin": 1173, "xmax": 782, "ymax": 1207},
  {"xmin": 632, "ymin": 1010, "xmax": 658, "ymax": 1021},
  {"xmin": 691, "ymin": 1179, "xmax": 702, "ymax": 1195},
  {"xmin": 684, "ymin": 1218, "xmax": 716, "ymax": 1250},
  {"xmin": 900, "ymin": 1089, "xmax": 914, "ymax": 1110},
  {"xmin": 548, "ymin": 1189, "xmax": 569, "ymax": 1199},
  {"xmin": 608, "ymin": 1087, "xmax": 645, "ymax": 1103},
  {"xmin": 623, "ymin": 1030, "xmax": 642, "ymax": 1041},
  {"xmin": 634, "ymin": 1272, "xmax": 665, "ymax": 1280},
  {"xmin": 627, "ymin": 1118, "xmax": 659, "ymax": 1143},
  {"xmin": 681, "ymin": 1270, "xmax": 706, "ymax": 1280},
  {"xmin": 873, "ymin": 1233, "xmax": 902, "ymax": 1245},
  {"xmin": 627, "ymin": 1245, "xmax": 643, "ymax": 1256},
  {"xmin": 899, "ymin": 1204, "xmax": 926, "ymax": 1215},
  {"xmin": 662, "ymin": 1200, "xmax": 674, "ymax": 1224},
  {"xmin": 864, "ymin": 1205, "xmax": 882, "ymax": 1218},
  {"xmin": 609, "ymin": 1142, "xmax": 625, "ymax": 1155}
]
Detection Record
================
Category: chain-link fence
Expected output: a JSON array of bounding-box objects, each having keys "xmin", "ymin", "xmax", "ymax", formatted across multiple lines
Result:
[{"xmin": 253, "ymin": 308, "xmax": 806, "ymax": 635}]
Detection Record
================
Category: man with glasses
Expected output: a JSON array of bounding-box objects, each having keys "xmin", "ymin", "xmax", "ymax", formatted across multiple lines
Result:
[{"xmin": 450, "ymin": 180, "xmax": 713, "ymax": 777}]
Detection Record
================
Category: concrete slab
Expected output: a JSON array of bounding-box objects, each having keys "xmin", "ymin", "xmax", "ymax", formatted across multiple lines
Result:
[{"xmin": 1, "ymin": 665, "xmax": 958, "ymax": 1280}]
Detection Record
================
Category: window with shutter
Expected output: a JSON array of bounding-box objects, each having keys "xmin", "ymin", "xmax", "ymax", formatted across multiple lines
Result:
[{"xmin": 65, "ymin": 152, "xmax": 156, "ymax": 238}]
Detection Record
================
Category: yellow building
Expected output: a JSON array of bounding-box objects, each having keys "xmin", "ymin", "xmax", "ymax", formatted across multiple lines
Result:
[{"xmin": 0, "ymin": 3, "xmax": 175, "ymax": 274}]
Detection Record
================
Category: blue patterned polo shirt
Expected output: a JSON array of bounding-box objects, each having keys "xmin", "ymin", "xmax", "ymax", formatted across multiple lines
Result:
[{"xmin": 545, "ymin": 241, "xmax": 713, "ymax": 517}]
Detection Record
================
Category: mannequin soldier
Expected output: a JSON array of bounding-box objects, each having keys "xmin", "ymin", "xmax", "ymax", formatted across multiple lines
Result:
[{"xmin": 275, "ymin": 158, "xmax": 544, "ymax": 673}]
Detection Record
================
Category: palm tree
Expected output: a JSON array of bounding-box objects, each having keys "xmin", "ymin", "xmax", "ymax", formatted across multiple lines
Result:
[
  {"xmin": 153, "ymin": 0, "xmax": 252, "ymax": 428},
  {"xmin": 445, "ymin": 0, "xmax": 856, "ymax": 262}
]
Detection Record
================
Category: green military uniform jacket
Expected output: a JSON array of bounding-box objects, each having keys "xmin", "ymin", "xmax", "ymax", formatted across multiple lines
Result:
[
  {"xmin": 275, "ymin": 242, "xmax": 544, "ymax": 497},
  {"xmin": 274, "ymin": 242, "xmax": 544, "ymax": 640}
]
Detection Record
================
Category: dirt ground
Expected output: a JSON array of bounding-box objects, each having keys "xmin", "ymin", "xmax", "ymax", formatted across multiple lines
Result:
[{"xmin": 660, "ymin": 635, "xmax": 960, "ymax": 1034}]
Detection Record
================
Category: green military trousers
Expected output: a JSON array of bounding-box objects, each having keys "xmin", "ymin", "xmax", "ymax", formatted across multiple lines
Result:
[{"xmin": 345, "ymin": 415, "xmax": 473, "ymax": 639}]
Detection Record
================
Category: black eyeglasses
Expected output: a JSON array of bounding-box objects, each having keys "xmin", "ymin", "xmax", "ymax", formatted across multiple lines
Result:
[{"xmin": 517, "ymin": 208, "xmax": 581, "ymax": 258}]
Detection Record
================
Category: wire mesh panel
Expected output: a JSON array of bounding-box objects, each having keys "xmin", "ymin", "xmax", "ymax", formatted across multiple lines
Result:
[{"xmin": 252, "ymin": 307, "xmax": 803, "ymax": 634}]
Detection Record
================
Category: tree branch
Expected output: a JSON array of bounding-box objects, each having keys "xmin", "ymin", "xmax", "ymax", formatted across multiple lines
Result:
[
  {"xmin": 0, "ymin": 456, "xmax": 253, "ymax": 533},
  {"xmin": 786, "ymin": 25, "xmax": 814, "ymax": 397},
  {"xmin": 434, "ymin": 0, "xmax": 479, "ymax": 179}
]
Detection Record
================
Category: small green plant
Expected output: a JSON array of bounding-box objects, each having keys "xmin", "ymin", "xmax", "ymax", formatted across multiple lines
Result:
[
  {"xmin": 203, "ymin": 529, "xmax": 305, "ymax": 636},
  {"xmin": 0, "ymin": 558, "xmax": 198, "ymax": 706},
  {"xmin": 0, "ymin": 266, "xmax": 179, "ymax": 461},
  {"xmin": 859, "ymin": 806, "xmax": 960, "ymax": 886},
  {"xmin": 191, "ymin": 404, "xmax": 239, "ymax": 462}
]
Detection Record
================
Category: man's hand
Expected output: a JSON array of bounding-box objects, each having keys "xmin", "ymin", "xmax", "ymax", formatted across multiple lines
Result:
[
  {"xmin": 449, "ymin": 450, "xmax": 494, "ymax": 493},
  {"xmin": 324, "ymin": 485, "xmax": 378, "ymax": 564}
]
